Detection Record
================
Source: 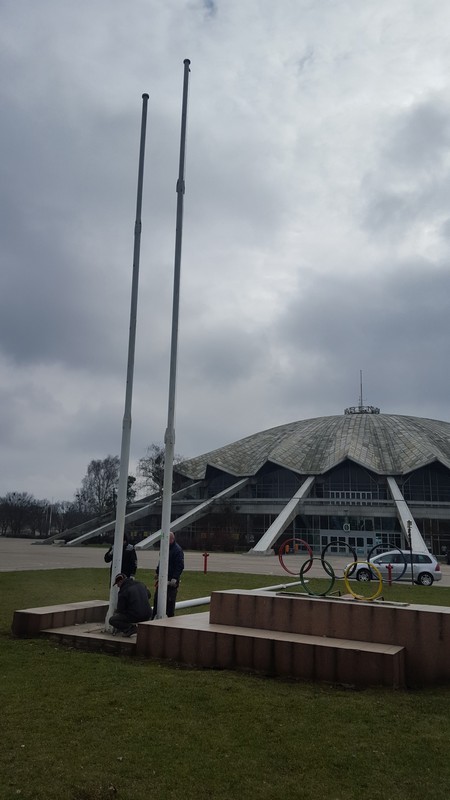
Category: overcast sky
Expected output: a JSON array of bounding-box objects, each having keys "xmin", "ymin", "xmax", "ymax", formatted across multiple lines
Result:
[{"xmin": 2, "ymin": 0, "xmax": 450, "ymax": 502}]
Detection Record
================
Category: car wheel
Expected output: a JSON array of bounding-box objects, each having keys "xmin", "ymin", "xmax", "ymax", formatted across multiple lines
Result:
[
  {"xmin": 356, "ymin": 568, "xmax": 372, "ymax": 582},
  {"xmin": 417, "ymin": 572, "xmax": 433, "ymax": 586}
]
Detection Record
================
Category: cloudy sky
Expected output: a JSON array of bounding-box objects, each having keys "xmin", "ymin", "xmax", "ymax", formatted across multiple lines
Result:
[{"xmin": 2, "ymin": 0, "xmax": 450, "ymax": 502}]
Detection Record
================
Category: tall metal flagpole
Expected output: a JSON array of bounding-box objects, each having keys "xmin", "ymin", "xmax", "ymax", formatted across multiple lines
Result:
[
  {"xmin": 156, "ymin": 59, "xmax": 191, "ymax": 618},
  {"xmin": 105, "ymin": 93, "xmax": 149, "ymax": 630}
]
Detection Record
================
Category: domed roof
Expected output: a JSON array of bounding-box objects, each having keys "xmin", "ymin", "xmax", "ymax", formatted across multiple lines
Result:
[{"xmin": 176, "ymin": 414, "xmax": 450, "ymax": 479}]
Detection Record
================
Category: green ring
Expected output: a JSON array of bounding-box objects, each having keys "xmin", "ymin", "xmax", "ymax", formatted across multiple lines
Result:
[{"xmin": 300, "ymin": 557, "xmax": 335, "ymax": 596}]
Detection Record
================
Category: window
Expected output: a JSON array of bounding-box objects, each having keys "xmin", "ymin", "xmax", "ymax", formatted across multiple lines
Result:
[
  {"xmin": 412, "ymin": 554, "xmax": 432, "ymax": 564},
  {"xmin": 376, "ymin": 553, "xmax": 404, "ymax": 564}
]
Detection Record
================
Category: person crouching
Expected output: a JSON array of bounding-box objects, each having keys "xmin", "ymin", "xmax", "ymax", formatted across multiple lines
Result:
[{"xmin": 109, "ymin": 573, "xmax": 151, "ymax": 637}]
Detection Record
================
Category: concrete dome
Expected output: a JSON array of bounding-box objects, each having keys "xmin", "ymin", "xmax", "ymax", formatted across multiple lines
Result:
[{"xmin": 177, "ymin": 414, "xmax": 450, "ymax": 479}]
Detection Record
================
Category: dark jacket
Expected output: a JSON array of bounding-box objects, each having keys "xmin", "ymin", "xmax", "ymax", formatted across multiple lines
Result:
[
  {"xmin": 117, "ymin": 578, "xmax": 151, "ymax": 622},
  {"xmin": 156, "ymin": 540, "xmax": 184, "ymax": 585},
  {"xmin": 104, "ymin": 542, "xmax": 137, "ymax": 577}
]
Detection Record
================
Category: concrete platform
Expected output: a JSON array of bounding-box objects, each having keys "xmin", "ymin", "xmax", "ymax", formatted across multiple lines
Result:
[
  {"xmin": 136, "ymin": 611, "xmax": 405, "ymax": 688},
  {"xmin": 11, "ymin": 589, "xmax": 450, "ymax": 688},
  {"xmin": 8, "ymin": 593, "xmax": 401, "ymax": 688},
  {"xmin": 207, "ymin": 589, "xmax": 450, "ymax": 686}
]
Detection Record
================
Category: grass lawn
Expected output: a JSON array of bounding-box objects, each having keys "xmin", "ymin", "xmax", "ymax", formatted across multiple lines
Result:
[{"xmin": 1, "ymin": 568, "xmax": 450, "ymax": 800}]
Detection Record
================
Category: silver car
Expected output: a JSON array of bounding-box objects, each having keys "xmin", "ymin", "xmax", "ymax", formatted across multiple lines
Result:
[{"xmin": 347, "ymin": 549, "xmax": 442, "ymax": 586}]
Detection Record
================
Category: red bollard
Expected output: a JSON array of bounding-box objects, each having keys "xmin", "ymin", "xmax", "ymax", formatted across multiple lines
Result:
[
  {"xmin": 387, "ymin": 562, "xmax": 393, "ymax": 586},
  {"xmin": 203, "ymin": 552, "xmax": 209, "ymax": 574}
]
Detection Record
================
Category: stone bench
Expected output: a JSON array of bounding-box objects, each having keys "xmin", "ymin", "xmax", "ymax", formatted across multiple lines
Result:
[{"xmin": 11, "ymin": 600, "xmax": 109, "ymax": 636}]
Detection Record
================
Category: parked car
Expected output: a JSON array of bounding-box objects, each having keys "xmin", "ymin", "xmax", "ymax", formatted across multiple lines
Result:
[{"xmin": 346, "ymin": 549, "xmax": 442, "ymax": 586}]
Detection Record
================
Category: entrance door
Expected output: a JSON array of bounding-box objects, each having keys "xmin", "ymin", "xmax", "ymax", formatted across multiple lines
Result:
[{"xmin": 320, "ymin": 532, "xmax": 374, "ymax": 557}]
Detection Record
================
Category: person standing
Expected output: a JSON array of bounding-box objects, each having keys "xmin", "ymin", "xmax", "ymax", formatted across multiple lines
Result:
[
  {"xmin": 104, "ymin": 535, "xmax": 137, "ymax": 578},
  {"xmin": 109, "ymin": 573, "xmax": 152, "ymax": 636},
  {"xmin": 152, "ymin": 531, "xmax": 184, "ymax": 618}
]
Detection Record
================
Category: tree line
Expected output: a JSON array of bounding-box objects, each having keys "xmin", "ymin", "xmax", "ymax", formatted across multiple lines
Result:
[{"xmin": 0, "ymin": 444, "xmax": 185, "ymax": 538}]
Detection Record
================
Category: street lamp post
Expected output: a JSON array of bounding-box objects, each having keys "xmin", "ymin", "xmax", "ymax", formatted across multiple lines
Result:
[{"xmin": 407, "ymin": 519, "xmax": 414, "ymax": 586}]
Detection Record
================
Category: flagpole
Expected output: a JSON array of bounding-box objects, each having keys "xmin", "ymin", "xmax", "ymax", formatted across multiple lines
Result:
[
  {"xmin": 156, "ymin": 59, "xmax": 191, "ymax": 618},
  {"xmin": 105, "ymin": 93, "xmax": 149, "ymax": 630}
]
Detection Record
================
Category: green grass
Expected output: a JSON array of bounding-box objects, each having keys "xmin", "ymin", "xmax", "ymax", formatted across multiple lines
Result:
[{"xmin": 1, "ymin": 569, "xmax": 450, "ymax": 800}]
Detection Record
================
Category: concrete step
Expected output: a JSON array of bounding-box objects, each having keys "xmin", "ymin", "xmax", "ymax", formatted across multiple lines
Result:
[
  {"xmin": 42, "ymin": 622, "xmax": 136, "ymax": 655},
  {"xmin": 136, "ymin": 612, "xmax": 405, "ymax": 688}
]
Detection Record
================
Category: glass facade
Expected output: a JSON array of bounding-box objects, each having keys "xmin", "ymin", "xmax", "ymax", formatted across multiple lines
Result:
[
  {"xmin": 312, "ymin": 463, "xmax": 388, "ymax": 501},
  {"xmin": 140, "ymin": 459, "xmax": 450, "ymax": 556},
  {"xmin": 400, "ymin": 464, "xmax": 450, "ymax": 503}
]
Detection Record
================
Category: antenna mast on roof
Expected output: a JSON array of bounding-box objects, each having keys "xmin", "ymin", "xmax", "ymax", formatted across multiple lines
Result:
[{"xmin": 344, "ymin": 370, "xmax": 380, "ymax": 415}]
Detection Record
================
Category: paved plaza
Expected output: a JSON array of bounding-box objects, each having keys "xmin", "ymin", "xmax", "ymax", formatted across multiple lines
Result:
[
  {"xmin": 1, "ymin": 536, "xmax": 449, "ymax": 585},
  {"xmin": 0, "ymin": 536, "xmax": 287, "ymax": 576}
]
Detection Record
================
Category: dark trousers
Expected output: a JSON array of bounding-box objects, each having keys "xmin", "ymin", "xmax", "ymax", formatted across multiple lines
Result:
[
  {"xmin": 152, "ymin": 585, "xmax": 178, "ymax": 618},
  {"xmin": 109, "ymin": 611, "xmax": 135, "ymax": 632}
]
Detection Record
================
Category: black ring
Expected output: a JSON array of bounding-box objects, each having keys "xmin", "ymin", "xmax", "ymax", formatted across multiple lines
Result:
[
  {"xmin": 321, "ymin": 540, "xmax": 357, "ymax": 578},
  {"xmin": 366, "ymin": 543, "xmax": 407, "ymax": 582}
]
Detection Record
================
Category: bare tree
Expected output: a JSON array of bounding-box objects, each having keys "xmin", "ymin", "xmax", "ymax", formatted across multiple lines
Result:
[
  {"xmin": 27, "ymin": 499, "xmax": 50, "ymax": 535},
  {"xmin": 0, "ymin": 492, "xmax": 38, "ymax": 536},
  {"xmin": 137, "ymin": 444, "xmax": 186, "ymax": 496},
  {"xmin": 76, "ymin": 455, "xmax": 120, "ymax": 515},
  {"xmin": 127, "ymin": 475, "xmax": 137, "ymax": 503},
  {"xmin": 0, "ymin": 493, "xmax": 96, "ymax": 537},
  {"xmin": 0, "ymin": 495, "xmax": 10, "ymax": 535},
  {"xmin": 51, "ymin": 500, "xmax": 88, "ymax": 532}
]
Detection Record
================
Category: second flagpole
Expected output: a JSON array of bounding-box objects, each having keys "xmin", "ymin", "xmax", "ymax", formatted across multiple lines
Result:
[{"xmin": 156, "ymin": 59, "xmax": 191, "ymax": 618}]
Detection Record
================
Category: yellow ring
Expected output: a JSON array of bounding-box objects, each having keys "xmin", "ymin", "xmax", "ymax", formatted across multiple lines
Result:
[{"xmin": 343, "ymin": 561, "xmax": 383, "ymax": 601}]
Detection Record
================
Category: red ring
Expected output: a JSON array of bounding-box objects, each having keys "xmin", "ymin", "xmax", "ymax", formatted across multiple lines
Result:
[{"xmin": 278, "ymin": 538, "xmax": 313, "ymax": 576}]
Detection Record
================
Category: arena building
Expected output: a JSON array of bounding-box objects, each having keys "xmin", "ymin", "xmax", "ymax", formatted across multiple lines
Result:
[
  {"xmin": 130, "ymin": 405, "xmax": 450, "ymax": 558},
  {"xmin": 64, "ymin": 406, "xmax": 450, "ymax": 558}
]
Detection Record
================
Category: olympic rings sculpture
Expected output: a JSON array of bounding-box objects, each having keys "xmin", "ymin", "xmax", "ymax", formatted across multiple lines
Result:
[{"xmin": 277, "ymin": 539, "xmax": 393, "ymax": 601}]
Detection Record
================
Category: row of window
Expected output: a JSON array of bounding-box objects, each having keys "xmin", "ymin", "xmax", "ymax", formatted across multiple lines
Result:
[{"xmin": 204, "ymin": 463, "xmax": 450, "ymax": 502}]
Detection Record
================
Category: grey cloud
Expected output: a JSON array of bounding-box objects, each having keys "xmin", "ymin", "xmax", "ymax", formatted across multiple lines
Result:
[
  {"xmin": 0, "ymin": 93, "xmax": 147, "ymax": 371},
  {"xmin": 180, "ymin": 326, "xmax": 266, "ymax": 387},
  {"xmin": 270, "ymin": 262, "xmax": 450, "ymax": 413},
  {"xmin": 360, "ymin": 96, "xmax": 450, "ymax": 234},
  {"xmin": 3, "ymin": 0, "xmax": 450, "ymax": 501},
  {"xmin": 201, "ymin": 0, "xmax": 217, "ymax": 17},
  {"xmin": 386, "ymin": 101, "xmax": 450, "ymax": 172},
  {"xmin": 296, "ymin": 48, "xmax": 316, "ymax": 74}
]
